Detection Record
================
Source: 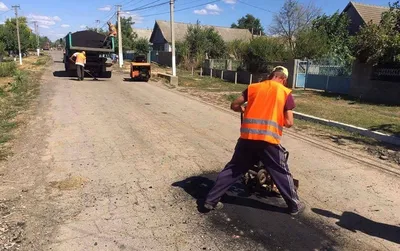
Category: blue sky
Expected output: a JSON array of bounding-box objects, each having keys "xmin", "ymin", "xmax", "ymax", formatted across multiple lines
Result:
[{"xmin": 0, "ymin": 0, "xmax": 391, "ymax": 41}]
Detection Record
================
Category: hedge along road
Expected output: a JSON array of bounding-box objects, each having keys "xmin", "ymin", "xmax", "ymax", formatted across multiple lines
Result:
[{"xmin": 1, "ymin": 51, "xmax": 399, "ymax": 251}]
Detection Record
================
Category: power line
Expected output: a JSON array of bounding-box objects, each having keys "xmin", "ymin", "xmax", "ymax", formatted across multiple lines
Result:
[
  {"xmin": 0, "ymin": 10, "xmax": 11, "ymax": 16},
  {"xmin": 237, "ymin": 0, "xmax": 275, "ymax": 14},
  {"xmin": 140, "ymin": 0, "xmax": 220, "ymax": 17},
  {"xmin": 124, "ymin": 0, "xmax": 160, "ymax": 9},
  {"xmin": 124, "ymin": 1, "xmax": 169, "ymax": 12},
  {"xmin": 100, "ymin": 12, "xmax": 117, "ymax": 29}
]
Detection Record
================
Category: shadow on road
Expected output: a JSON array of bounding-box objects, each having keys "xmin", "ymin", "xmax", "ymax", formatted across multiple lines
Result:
[
  {"xmin": 171, "ymin": 175, "xmax": 285, "ymax": 214},
  {"xmin": 53, "ymin": 71, "xmax": 72, "ymax": 78},
  {"xmin": 173, "ymin": 174, "xmax": 339, "ymax": 250},
  {"xmin": 312, "ymin": 208, "xmax": 400, "ymax": 244}
]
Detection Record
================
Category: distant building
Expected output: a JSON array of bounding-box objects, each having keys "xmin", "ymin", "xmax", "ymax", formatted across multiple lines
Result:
[
  {"xmin": 343, "ymin": 1, "xmax": 389, "ymax": 34},
  {"xmin": 149, "ymin": 20, "xmax": 253, "ymax": 52},
  {"xmin": 133, "ymin": 28, "xmax": 153, "ymax": 41}
]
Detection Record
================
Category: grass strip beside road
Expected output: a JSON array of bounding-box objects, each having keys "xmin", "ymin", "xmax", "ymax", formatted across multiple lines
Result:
[
  {"xmin": 171, "ymin": 71, "xmax": 399, "ymax": 164},
  {"xmin": 293, "ymin": 90, "xmax": 400, "ymax": 136},
  {"xmin": 0, "ymin": 55, "xmax": 51, "ymax": 160}
]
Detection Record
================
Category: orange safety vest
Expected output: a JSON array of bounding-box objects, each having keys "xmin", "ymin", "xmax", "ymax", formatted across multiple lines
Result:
[
  {"xmin": 240, "ymin": 80, "xmax": 292, "ymax": 145},
  {"xmin": 75, "ymin": 53, "xmax": 86, "ymax": 65}
]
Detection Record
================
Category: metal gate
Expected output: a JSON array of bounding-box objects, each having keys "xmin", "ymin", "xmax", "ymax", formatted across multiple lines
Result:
[
  {"xmin": 295, "ymin": 60, "xmax": 308, "ymax": 88},
  {"xmin": 295, "ymin": 60, "xmax": 351, "ymax": 95}
]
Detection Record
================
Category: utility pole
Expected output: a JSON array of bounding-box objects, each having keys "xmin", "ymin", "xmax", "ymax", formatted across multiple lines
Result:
[
  {"xmin": 116, "ymin": 5, "xmax": 123, "ymax": 68},
  {"xmin": 95, "ymin": 20, "xmax": 100, "ymax": 31},
  {"xmin": 170, "ymin": 0, "xmax": 176, "ymax": 76},
  {"xmin": 12, "ymin": 5, "xmax": 22, "ymax": 65},
  {"xmin": 33, "ymin": 21, "xmax": 40, "ymax": 56}
]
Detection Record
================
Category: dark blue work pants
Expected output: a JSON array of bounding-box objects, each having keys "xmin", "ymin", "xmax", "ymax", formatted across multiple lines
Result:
[{"xmin": 205, "ymin": 138, "xmax": 300, "ymax": 210}]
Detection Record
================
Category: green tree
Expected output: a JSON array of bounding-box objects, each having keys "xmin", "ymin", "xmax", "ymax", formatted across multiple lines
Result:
[
  {"xmin": 270, "ymin": 0, "xmax": 321, "ymax": 56},
  {"xmin": 176, "ymin": 22, "xmax": 226, "ymax": 68},
  {"xmin": 352, "ymin": 1, "xmax": 400, "ymax": 64},
  {"xmin": 226, "ymin": 39, "xmax": 249, "ymax": 60},
  {"xmin": 0, "ymin": 17, "xmax": 36, "ymax": 53},
  {"xmin": 115, "ymin": 17, "xmax": 137, "ymax": 52},
  {"xmin": 134, "ymin": 37, "xmax": 150, "ymax": 55},
  {"xmin": 231, "ymin": 14, "xmax": 264, "ymax": 35},
  {"xmin": 243, "ymin": 37, "xmax": 288, "ymax": 72},
  {"xmin": 293, "ymin": 29, "xmax": 329, "ymax": 59},
  {"xmin": 185, "ymin": 23, "xmax": 226, "ymax": 59},
  {"xmin": 312, "ymin": 12, "xmax": 353, "ymax": 65}
]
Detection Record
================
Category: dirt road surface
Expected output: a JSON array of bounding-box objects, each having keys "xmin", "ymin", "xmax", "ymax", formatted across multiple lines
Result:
[{"xmin": 0, "ymin": 52, "xmax": 399, "ymax": 251}]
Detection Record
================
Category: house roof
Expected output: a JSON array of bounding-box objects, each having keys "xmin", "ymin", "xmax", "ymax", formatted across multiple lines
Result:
[
  {"xmin": 151, "ymin": 20, "xmax": 253, "ymax": 43},
  {"xmin": 343, "ymin": 1, "xmax": 389, "ymax": 24},
  {"xmin": 133, "ymin": 28, "xmax": 153, "ymax": 41}
]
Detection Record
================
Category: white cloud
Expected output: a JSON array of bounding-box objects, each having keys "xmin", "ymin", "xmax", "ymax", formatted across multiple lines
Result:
[
  {"xmin": 194, "ymin": 4, "xmax": 222, "ymax": 15},
  {"xmin": 27, "ymin": 14, "xmax": 62, "ymax": 27},
  {"xmin": 121, "ymin": 12, "xmax": 143, "ymax": 24},
  {"xmin": 205, "ymin": 4, "xmax": 222, "ymax": 12},
  {"xmin": 0, "ymin": 2, "xmax": 9, "ymax": 11},
  {"xmin": 39, "ymin": 25, "xmax": 50, "ymax": 29},
  {"xmin": 194, "ymin": 9, "xmax": 207, "ymax": 15},
  {"xmin": 223, "ymin": 0, "xmax": 236, "ymax": 4},
  {"xmin": 61, "ymin": 24, "xmax": 70, "ymax": 28},
  {"xmin": 80, "ymin": 25, "xmax": 86, "ymax": 29},
  {"xmin": 98, "ymin": 5, "xmax": 112, "ymax": 11}
]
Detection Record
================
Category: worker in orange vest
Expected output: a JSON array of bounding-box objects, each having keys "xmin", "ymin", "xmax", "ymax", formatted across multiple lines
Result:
[
  {"xmin": 70, "ymin": 51, "xmax": 86, "ymax": 81},
  {"xmin": 108, "ymin": 21, "xmax": 117, "ymax": 37},
  {"xmin": 104, "ymin": 21, "xmax": 117, "ymax": 48},
  {"xmin": 204, "ymin": 66, "xmax": 304, "ymax": 215}
]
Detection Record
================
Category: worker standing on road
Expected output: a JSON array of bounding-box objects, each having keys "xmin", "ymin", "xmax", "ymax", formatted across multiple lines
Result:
[
  {"xmin": 204, "ymin": 66, "xmax": 304, "ymax": 215},
  {"xmin": 70, "ymin": 51, "xmax": 86, "ymax": 81}
]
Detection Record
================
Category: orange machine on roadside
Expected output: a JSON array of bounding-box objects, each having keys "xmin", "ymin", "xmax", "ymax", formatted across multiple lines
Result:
[{"xmin": 130, "ymin": 55, "xmax": 151, "ymax": 82}]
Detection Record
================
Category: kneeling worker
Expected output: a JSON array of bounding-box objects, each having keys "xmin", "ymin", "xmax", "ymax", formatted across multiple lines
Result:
[
  {"xmin": 70, "ymin": 51, "xmax": 86, "ymax": 81},
  {"xmin": 204, "ymin": 66, "xmax": 304, "ymax": 215}
]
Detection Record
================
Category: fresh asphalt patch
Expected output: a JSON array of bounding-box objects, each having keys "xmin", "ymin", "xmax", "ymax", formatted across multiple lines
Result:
[{"xmin": 172, "ymin": 172, "xmax": 341, "ymax": 251}]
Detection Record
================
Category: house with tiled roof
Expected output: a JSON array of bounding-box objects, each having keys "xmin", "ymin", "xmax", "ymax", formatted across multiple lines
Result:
[
  {"xmin": 343, "ymin": 1, "xmax": 389, "ymax": 34},
  {"xmin": 150, "ymin": 20, "xmax": 252, "ymax": 52}
]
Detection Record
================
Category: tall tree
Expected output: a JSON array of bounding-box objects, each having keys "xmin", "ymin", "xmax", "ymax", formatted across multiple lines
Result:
[
  {"xmin": 352, "ymin": 1, "xmax": 400, "ymax": 64},
  {"xmin": 311, "ymin": 12, "xmax": 353, "ymax": 65},
  {"xmin": 115, "ymin": 17, "xmax": 137, "ymax": 52},
  {"xmin": 269, "ymin": 0, "xmax": 321, "ymax": 56},
  {"xmin": 0, "ymin": 17, "xmax": 36, "ymax": 53},
  {"xmin": 231, "ymin": 14, "xmax": 264, "ymax": 35}
]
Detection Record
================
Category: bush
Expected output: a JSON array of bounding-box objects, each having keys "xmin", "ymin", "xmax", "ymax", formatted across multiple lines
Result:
[
  {"xmin": 0, "ymin": 62, "xmax": 16, "ymax": 77},
  {"xmin": 243, "ymin": 37, "xmax": 288, "ymax": 73},
  {"xmin": 10, "ymin": 70, "xmax": 28, "ymax": 93},
  {"xmin": 227, "ymin": 39, "xmax": 249, "ymax": 60}
]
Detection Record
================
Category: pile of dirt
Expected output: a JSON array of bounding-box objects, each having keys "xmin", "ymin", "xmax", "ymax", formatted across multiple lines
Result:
[{"xmin": 69, "ymin": 31, "xmax": 106, "ymax": 48}]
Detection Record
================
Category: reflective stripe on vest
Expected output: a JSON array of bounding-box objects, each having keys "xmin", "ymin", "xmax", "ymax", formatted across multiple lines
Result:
[
  {"xmin": 240, "ymin": 80, "xmax": 291, "ymax": 145},
  {"xmin": 242, "ymin": 118, "xmax": 284, "ymax": 132},
  {"xmin": 76, "ymin": 53, "xmax": 86, "ymax": 65},
  {"xmin": 240, "ymin": 128, "xmax": 281, "ymax": 141}
]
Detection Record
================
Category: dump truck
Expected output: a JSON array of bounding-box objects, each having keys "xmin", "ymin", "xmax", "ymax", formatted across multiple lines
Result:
[{"xmin": 64, "ymin": 30, "xmax": 114, "ymax": 78}]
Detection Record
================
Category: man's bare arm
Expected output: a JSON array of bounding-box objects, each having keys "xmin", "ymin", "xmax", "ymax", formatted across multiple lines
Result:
[
  {"xmin": 230, "ymin": 95, "xmax": 246, "ymax": 113},
  {"xmin": 284, "ymin": 110, "xmax": 294, "ymax": 128}
]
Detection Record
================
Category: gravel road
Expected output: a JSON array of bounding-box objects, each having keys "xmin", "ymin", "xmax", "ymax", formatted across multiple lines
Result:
[{"xmin": 0, "ymin": 52, "xmax": 399, "ymax": 251}]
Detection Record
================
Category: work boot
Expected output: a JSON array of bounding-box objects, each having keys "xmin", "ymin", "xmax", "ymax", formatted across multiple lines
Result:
[
  {"xmin": 288, "ymin": 202, "xmax": 305, "ymax": 216},
  {"xmin": 204, "ymin": 202, "xmax": 224, "ymax": 211}
]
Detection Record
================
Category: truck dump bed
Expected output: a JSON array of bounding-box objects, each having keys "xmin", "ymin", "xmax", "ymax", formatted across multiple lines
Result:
[{"xmin": 66, "ymin": 30, "xmax": 114, "ymax": 52}]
